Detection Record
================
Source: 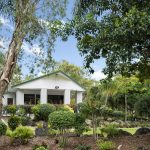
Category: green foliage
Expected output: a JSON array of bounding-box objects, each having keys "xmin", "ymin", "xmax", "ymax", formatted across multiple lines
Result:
[
  {"xmin": 8, "ymin": 116, "xmax": 21, "ymax": 131},
  {"xmin": 112, "ymin": 111, "xmax": 125, "ymax": 119},
  {"xmin": 17, "ymin": 107, "xmax": 26, "ymax": 116},
  {"xmin": 34, "ymin": 147, "xmax": 48, "ymax": 150},
  {"xmin": 57, "ymin": 60, "xmax": 93, "ymax": 89},
  {"xmin": 74, "ymin": 113, "xmax": 88, "ymax": 135},
  {"xmin": 0, "ymin": 121, "xmax": 7, "ymax": 136},
  {"xmin": 49, "ymin": 110, "xmax": 75, "ymax": 130},
  {"xmin": 135, "ymin": 95, "xmax": 150, "ymax": 117},
  {"xmin": 58, "ymin": 104, "xmax": 74, "ymax": 113},
  {"xmin": 75, "ymin": 144, "xmax": 91, "ymax": 150},
  {"xmin": 33, "ymin": 142, "xmax": 48, "ymax": 150},
  {"xmin": 20, "ymin": 116, "xmax": 31, "ymax": 126},
  {"xmin": 32, "ymin": 104, "xmax": 56, "ymax": 122},
  {"xmin": 12, "ymin": 126, "xmax": 34, "ymax": 144},
  {"xmin": 6, "ymin": 128, "xmax": 13, "ymax": 137},
  {"xmin": 5, "ymin": 105, "xmax": 17, "ymax": 115},
  {"xmin": 69, "ymin": 0, "xmax": 150, "ymax": 78},
  {"xmin": 19, "ymin": 105, "xmax": 33, "ymax": 115},
  {"xmin": 96, "ymin": 140, "xmax": 115, "ymax": 150},
  {"xmin": 101, "ymin": 124, "xmax": 119, "ymax": 137}
]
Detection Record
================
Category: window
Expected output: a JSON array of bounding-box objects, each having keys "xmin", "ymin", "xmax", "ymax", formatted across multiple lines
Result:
[
  {"xmin": 47, "ymin": 95, "xmax": 64, "ymax": 104},
  {"xmin": 7, "ymin": 98, "xmax": 13, "ymax": 105},
  {"xmin": 24, "ymin": 94, "xmax": 40, "ymax": 105}
]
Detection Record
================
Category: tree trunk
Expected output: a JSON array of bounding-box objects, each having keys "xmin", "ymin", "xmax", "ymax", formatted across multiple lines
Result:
[
  {"xmin": 104, "ymin": 93, "xmax": 109, "ymax": 106},
  {"xmin": 0, "ymin": 20, "xmax": 25, "ymax": 119},
  {"xmin": 125, "ymin": 94, "xmax": 127, "ymax": 122}
]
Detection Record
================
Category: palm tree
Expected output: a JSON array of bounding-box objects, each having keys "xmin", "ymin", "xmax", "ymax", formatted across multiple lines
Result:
[{"xmin": 100, "ymin": 80, "xmax": 118, "ymax": 107}]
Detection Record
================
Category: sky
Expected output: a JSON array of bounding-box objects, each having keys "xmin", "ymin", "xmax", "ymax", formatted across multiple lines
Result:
[{"xmin": 0, "ymin": 0, "xmax": 106, "ymax": 81}]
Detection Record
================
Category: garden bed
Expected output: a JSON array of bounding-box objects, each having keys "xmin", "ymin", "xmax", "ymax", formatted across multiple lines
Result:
[{"xmin": 0, "ymin": 134, "xmax": 150, "ymax": 150}]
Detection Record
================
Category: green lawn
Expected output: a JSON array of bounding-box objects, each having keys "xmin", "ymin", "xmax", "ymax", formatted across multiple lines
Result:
[
  {"xmin": 84, "ymin": 128, "xmax": 138, "ymax": 135},
  {"xmin": 121, "ymin": 128, "xmax": 138, "ymax": 135}
]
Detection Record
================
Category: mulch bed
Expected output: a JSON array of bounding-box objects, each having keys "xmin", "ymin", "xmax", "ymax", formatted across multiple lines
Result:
[{"xmin": 0, "ymin": 134, "xmax": 150, "ymax": 150}]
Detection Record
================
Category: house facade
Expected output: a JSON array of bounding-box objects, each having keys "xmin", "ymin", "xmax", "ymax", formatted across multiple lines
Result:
[{"xmin": 2, "ymin": 71, "xmax": 85, "ymax": 106}]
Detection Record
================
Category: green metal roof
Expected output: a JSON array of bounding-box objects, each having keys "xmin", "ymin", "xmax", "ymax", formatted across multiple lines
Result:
[{"xmin": 12, "ymin": 70, "xmax": 85, "ymax": 90}]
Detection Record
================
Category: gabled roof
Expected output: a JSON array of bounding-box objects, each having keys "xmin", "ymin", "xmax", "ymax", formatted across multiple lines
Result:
[{"xmin": 12, "ymin": 70, "xmax": 85, "ymax": 90}]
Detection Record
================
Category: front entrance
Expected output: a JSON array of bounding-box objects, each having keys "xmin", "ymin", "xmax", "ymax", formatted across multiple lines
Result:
[{"xmin": 47, "ymin": 95, "xmax": 64, "ymax": 104}]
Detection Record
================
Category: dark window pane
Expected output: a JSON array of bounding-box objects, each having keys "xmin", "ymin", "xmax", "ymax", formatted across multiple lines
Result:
[
  {"xmin": 7, "ymin": 98, "xmax": 13, "ymax": 105},
  {"xmin": 24, "ymin": 94, "xmax": 40, "ymax": 105},
  {"xmin": 47, "ymin": 95, "xmax": 64, "ymax": 104}
]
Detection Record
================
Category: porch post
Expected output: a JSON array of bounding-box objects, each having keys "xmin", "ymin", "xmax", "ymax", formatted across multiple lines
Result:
[
  {"xmin": 16, "ymin": 90, "xmax": 24, "ymax": 105},
  {"xmin": 76, "ymin": 91, "xmax": 83, "ymax": 104},
  {"xmin": 40, "ymin": 88, "xmax": 47, "ymax": 104},
  {"xmin": 64, "ymin": 89, "xmax": 70, "ymax": 104}
]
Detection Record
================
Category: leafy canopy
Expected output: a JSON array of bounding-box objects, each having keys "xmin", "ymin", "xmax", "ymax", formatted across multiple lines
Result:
[{"xmin": 62, "ymin": 0, "xmax": 150, "ymax": 78}]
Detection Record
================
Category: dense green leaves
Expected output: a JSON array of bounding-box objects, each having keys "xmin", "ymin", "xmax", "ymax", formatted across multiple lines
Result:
[
  {"xmin": 0, "ymin": 121, "xmax": 7, "ymax": 136},
  {"xmin": 65, "ymin": 0, "xmax": 150, "ymax": 78},
  {"xmin": 49, "ymin": 110, "xmax": 75, "ymax": 129},
  {"xmin": 135, "ymin": 95, "xmax": 150, "ymax": 117},
  {"xmin": 32, "ymin": 104, "xmax": 56, "ymax": 122}
]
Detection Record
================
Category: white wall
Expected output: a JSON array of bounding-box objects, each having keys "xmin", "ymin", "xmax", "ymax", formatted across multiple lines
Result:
[
  {"xmin": 64, "ymin": 89, "xmax": 70, "ymax": 104},
  {"xmin": 13, "ymin": 73, "xmax": 85, "ymax": 91},
  {"xmin": 40, "ymin": 88, "xmax": 47, "ymax": 104},
  {"xmin": 76, "ymin": 91, "xmax": 83, "ymax": 104},
  {"xmin": 3, "ymin": 93, "xmax": 16, "ymax": 106},
  {"xmin": 16, "ymin": 90, "xmax": 24, "ymax": 105}
]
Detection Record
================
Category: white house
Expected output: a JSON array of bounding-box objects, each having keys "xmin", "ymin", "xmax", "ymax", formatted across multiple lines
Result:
[{"xmin": 2, "ymin": 71, "xmax": 85, "ymax": 106}]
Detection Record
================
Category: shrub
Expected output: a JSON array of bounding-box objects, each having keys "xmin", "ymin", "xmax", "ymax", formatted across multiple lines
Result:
[
  {"xmin": 33, "ymin": 142, "xmax": 48, "ymax": 150},
  {"xmin": 101, "ymin": 124, "xmax": 119, "ymax": 137},
  {"xmin": 5, "ymin": 105, "xmax": 17, "ymax": 115},
  {"xmin": 8, "ymin": 116, "xmax": 21, "ymax": 131},
  {"xmin": 17, "ymin": 107, "xmax": 26, "ymax": 116},
  {"xmin": 12, "ymin": 126, "xmax": 34, "ymax": 144},
  {"xmin": 34, "ymin": 147, "xmax": 48, "ymax": 150},
  {"xmin": 75, "ymin": 144, "xmax": 91, "ymax": 150},
  {"xmin": 6, "ymin": 128, "xmax": 13, "ymax": 137},
  {"xmin": 49, "ymin": 110, "xmax": 75, "ymax": 130},
  {"xmin": 32, "ymin": 104, "xmax": 56, "ymax": 122},
  {"xmin": 74, "ymin": 113, "xmax": 88, "ymax": 135},
  {"xmin": 20, "ymin": 116, "xmax": 31, "ymax": 126},
  {"xmin": 49, "ymin": 110, "xmax": 75, "ymax": 147},
  {"xmin": 96, "ymin": 140, "xmax": 115, "ymax": 150},
  {"xmin": 58, "ymin": 105, "xmax": 74, "ymax": 113},
  {"xmin": 0, "ymin": 121, "xmax": 7, "ymax": 136},
  {"xmin": 18, "ymin": 105, "xmax": 33, "ymax": 115},
  {"xmin": 112, "ymin": 111, "xmax": 125, "ymax": 120}
]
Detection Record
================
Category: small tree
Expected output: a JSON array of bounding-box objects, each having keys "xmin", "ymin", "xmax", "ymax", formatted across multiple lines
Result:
[
  {"xmin": 49, "ymin": 110, "xmax": 75, "ymax": 147},
  {"xmin": 78, "ymin": 86, "xmax": 103, "ymax": 139}
]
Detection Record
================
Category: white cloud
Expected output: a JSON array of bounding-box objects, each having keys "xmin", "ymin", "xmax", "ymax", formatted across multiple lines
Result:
[
  {"xmin": 0, "ymin": 40, "xmax": 4, "ymax": 48},
  {"xmin": 0, "ymin": 16, "xmax": 8, "ymax": 25},
  {"xmin": 91, "ymin": 70, "xmax": 107, "ymax": 81},
  {"xmin": 22, "ymin": 43, "xmax": 41, "ymax": 55},
  {"xmin": 0, "ymin": 16, "xmax": 14, "ymax": 30}
]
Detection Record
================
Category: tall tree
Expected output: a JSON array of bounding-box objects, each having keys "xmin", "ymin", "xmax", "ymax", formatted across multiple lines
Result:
[
  {"xmin": 62, "ymin": 0, "xmax": 150, "ymax": 78},
  {"xmin": 0, "ymin": 0, "xmax": 67, "ymax": 117},
  {"xmin": 100, "ymin": 79, "xmax": 118, "ymax": 106},
  {"xmin": 115, "ymin": 76, "xmax": 142, "ymax": 121}
]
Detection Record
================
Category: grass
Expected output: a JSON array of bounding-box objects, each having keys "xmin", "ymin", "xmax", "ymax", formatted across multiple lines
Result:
[
  {"xmin": 121, "ymin": 128, "xmax": 138, "ymax": 135},
  {"xmin": 83, "ymin": 127, "xmax": 138, "ymax": 135}
]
